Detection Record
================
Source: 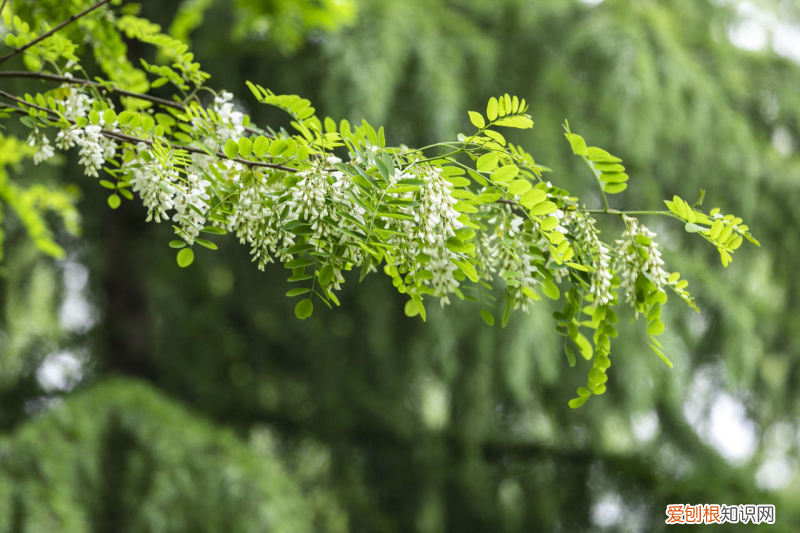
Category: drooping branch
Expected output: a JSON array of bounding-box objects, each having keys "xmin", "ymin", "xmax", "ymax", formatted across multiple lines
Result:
[
  {"xmin": 0, "ymin": 0, "xmax": 113, "ymax": 64},
  {"xmin": 0, "ymin": 71, "xmax": 271, "ymax": 138},
  {"xmin": 0, "ymin": 89, "xmax": 297, "ymax": 172},
  {"xmin": 0, "ymin": 71, "xmax": 186, "ymax": 109}
]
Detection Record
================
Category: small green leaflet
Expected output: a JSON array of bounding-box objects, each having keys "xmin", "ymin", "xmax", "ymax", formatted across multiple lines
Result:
[
  {"xmin": 493, "ymin": 164, "xmax": 519, "ymax": 183},
  {"xmin": 223, "ymin": 139, "xmax": 238, "ymax": 159},
  {"xmin": 519, "ymin": 189, "xmax": 546, "ymax": 208},
  {"xmin": 507, "ymin": 180, "xmax": 531, "ymax": 196},
  {"xmin": 468, "ymin": 111, "xmax": 485, "ymax": 129},
  {"xmin": 529, "ymin": 201, "xmax": 557, "ymax": 216},
  {"xmin": 176, "ymin": 248, "xmax": 194, "ymax": 268},
  {"xmin": 295, "ymin": 298, "xmax": 314, "ymax": 319},
  {"xmin": 566, "ymin": 133, "xmax": 587, "ymax": 156},
  {"xmin": 477, "ymin": 153, "xmax": 499, "ymax": 172},
  {"xmin": 253, "ymin": 136, "xmax": 270, "ymax": 156},
  {"xmin": 238, "ymin": 137, "xmax": 253, "ymax": 157}
]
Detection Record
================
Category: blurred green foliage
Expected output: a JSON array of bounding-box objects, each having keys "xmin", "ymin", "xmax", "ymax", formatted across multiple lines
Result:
[
  {"xmin": 0, "ymin": 0, "xmax": 799, "ymax": 531},
  {"xmin": 0, "ymin": 379, "xmax": 310, "ymax": 532}
]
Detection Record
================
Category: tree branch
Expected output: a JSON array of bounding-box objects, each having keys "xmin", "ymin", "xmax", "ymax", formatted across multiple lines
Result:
[
  {"xmin": 0, "ymin": 89, "xmax": 298, "ymax": 172},
  {"xmin": 0, "ymin": 0, "xmax": 113, "ymax": 64},
  {"xmin": 0, "ymin": 71, "xmax": 185, "ymax": 109},
  {"xmin": 0, "ymin": 71, "xmax": 271, "ymax": 138}
]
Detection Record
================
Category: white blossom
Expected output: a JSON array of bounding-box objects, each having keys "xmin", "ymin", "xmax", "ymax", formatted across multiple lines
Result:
[
  {"xmin": 613, "ymin": 215, "xmax": 669, "ymax": 307},
  {"xmin": 569, "ymin": 211, "xmax": 614, "ymax": 306},
  {"xmin": 76, "ymin": 124, "xmax": 105, "ymax": 177},
  {"xmin": 28, "ymin": 130, "xmax": 55, "ymax": 165},
  {"xmin": 172, "ymin": 173, "xmax": 212, "ymax": 245}
]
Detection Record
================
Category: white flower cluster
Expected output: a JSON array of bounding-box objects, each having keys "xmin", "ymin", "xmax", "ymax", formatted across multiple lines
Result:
[
  {"xmin": 289, "ymin": 169, "xmax": 348, "ymax": 240},
  {"xmin": 172, "ymin": 173, "xmax": 213, "ymax": 245},
  {"xmin": 211, "ymin": 91, "xmax": 246, "ymax": 144},
  {"xmin": 568, "ymin": 211, "xmax": 614, "ymax": 306},
  {"xmin": 416, "ymin": 167, "xmax": 464, "ymax": 304},
  {"xmin": 127, "ymin": 143, "xmax": 177, "ymax": 223},
  {"xmin": 227, "ymin": 178, "xmax": 285, "ymax": 270},
  {"xmin": 494, "ymin": 209, "xmax": 539, "ymax": 312},
  {"xmin": 49, "ymin": 85, "xmax": 121, "ymax": 177},
  {"xmin": 613, "ymin": 215, "xmax": 669, "ymax": 305},
  {"xmin": 382, "ymin": 166, "xmax": 465, "ymax": 305},
  {"xmin": 28, "ymin": 129, "xmax": 54, "ymax": 165}
]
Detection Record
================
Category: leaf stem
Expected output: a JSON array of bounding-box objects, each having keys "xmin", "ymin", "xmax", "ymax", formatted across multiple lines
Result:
[{"xmin": 581, "ymin": 156, "xmax": 609, "ymax": 211}]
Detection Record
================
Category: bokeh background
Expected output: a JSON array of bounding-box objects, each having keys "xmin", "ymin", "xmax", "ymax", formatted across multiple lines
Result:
[{"xmin": 1, "ymin": 0, "xmax": 800, "ymax": 531}]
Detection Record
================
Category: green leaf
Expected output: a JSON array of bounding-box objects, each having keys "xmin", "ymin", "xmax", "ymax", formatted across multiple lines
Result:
[
  {"xmin": 649, "ymin": 343, "xmax": 673, "ymax": 368},
  {"xmin": 542, "ymin": 278, "xmax": 560, "ymax": 300},
  {"xmin": 575, "ymin": 332, "xmax": 593, "ymax": 360},
  {"xmin": 286, "ymin": 288, "xmax": 311, "ymax": 297},
  {"xmin": 594, "ymin": 163, "xmax": 625, "ymax": 173},
  {"xmin": 540, "ymin": 216, "xmax": 559, "ymax": 231},
  {"xmin": 600, "ymin": 172, "xmax": 628, "ymax": 183},
  {"xmin": 176, "ymin": 248, "xmax": 194, "ymax": 268},
  {"xmin": 269, "ymin": 139, "xmax": 287, "ymax": 156},
  {"xmin": 494, "ymin": 116, "xmax": 533, "ymax": 129},
  {"xmin": 285, "ymin": 258, "xmax": 314, "ymax": 269},
  {"xmin": 253, "ymin": 136, "xmax": 270, "ymax": 156},
  {"xmin": 487, "ymin": 97, "xmax": 499, "ymax": 121},
  {"xmin": 567, "ymin": 133, "xmax": 587, "ymax": 156},
  {"xmin": 103, "ymin": 109, "xmax": 117, "ymax": 124},
  {"xmin": 195, "ymin": 238, "xmax": 217, "ymax": 250},
  {"xmin": 568, "ymin": 396, "xmax": 589, "ymax": 409},
  {"xmin": 564, "ymin": 344, "xmax": 576, "ymax": 367},
  {"xmin": 169, "ymin": 240, "xmax": 186, "ymax": 249},
  {"xmin": 192, "ymin": 140, "xmax": 216, "ymax": 157},
  {"xmin": 481, "ymin": 309, "xmax": 495, "ymax": 327},
  {"xmin": 604, "ymin": 182, "xmax": 627, "ymax": 194},
  {"xmin": 529, "ymin": 201, "xmax": 557, "ymax": 216},
  {"xmin": 484, "ymin": 129, "xmax": 505, "ymax": 145},
  {"xmin": 319, "ymin": 264, "xmax": 335, "ymax": 286},
  {"xmin": 647, "ymin": 318, "xmax": 665, "ymax": 336},
  {"xmin": 587, "ymin": 147, "xmax": 622, "ymax": 163},
  {"xmin": 468, "ymin": 111, "xmax": 485, "ymax": 129},
  {"xmin": 492, "ymin": 164, "xmax": 518, "ymax": 183},
  {"xmin": 237, "ymin": 137, "xmax": 253, "ymax": 157},
  {"xmin": 404, "ymin": 299, "xmax": 421, "ymax": 318},
  {"xmin": 446, "ymin": 237, "xmax": 466, "ymax": 254},
  {"xmin": 452, "ymin": 258, "xmax": 478, "ymax": 282},
  {"xmin": 201, "ymin": 226, "xmax": 227, "ymax": 235},
  {"xmin": 507, "ymin": 179, "xmax": 531, "ymax": 196},
  {"xmin": 684, "ymin": 223, "xmax": 704, "ymax": 233},
  {"xmin": 107, "ymin": 194, "xmax": 121, "ymax": 209},
  {"xmin": 295, "ymin": 298, "xmax": 314, "ymax": 319},
  {"xmin": 223, "ymin": 139, "xmax": 238, "ymax": 159},
  {"xmin": 520, "ymin": 189, "xmax": 547, "ymax": 209},
  {"xmin": 117, "ymin": 111, "xmax": 135, "ymax": 125},
  {"xmin": 476, "ymin": 153, "xmax": 499, "ymax": 172}
]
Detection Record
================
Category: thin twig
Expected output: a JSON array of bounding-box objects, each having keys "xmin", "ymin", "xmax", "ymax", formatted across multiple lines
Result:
[
  {"xmin": 0, "ymin": 70, "xmax": 271, "ymax": 137},
  {"xmin": 0, "ymin": 89, "xmax": 298, "ymax": 172},
  {"xmin": 0, "ymin": 0, "xmax": 113, "ymax": 64},
  {"xmin": 0, "ymin": 71, "xmax": 185, "ymax": 109}
]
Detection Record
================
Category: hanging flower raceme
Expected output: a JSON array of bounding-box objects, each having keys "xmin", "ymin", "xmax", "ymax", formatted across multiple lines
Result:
[
  {"xmin": 568, "ymin": 211, "xmax": 614, "ymax": 306},
  {"xmin": 28, "ymin": 129, "xmax": 54, "ymax": 165},
  {"xmin": 613, "ymin": 215, "xmax": 669, "ymax": 307}
]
